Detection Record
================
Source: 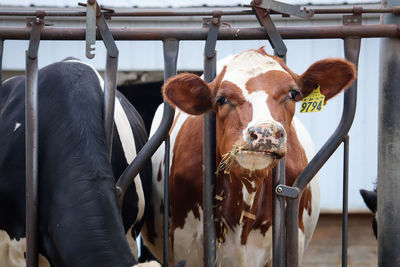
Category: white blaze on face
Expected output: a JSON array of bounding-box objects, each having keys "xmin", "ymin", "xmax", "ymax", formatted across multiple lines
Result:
[{"xmin": 221, "ymin": 51, "xmax": 287, "ymax": 141}]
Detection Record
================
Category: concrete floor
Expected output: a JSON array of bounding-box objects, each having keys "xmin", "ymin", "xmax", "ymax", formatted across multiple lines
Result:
[{"xmin": 302, "ymin": 214, "xmax": 377, "ymax": 267}]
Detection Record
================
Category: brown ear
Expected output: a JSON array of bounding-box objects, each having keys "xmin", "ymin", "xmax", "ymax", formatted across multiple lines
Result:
[
  {"xmin": 162, "ymin": 73, "xmax": 213, "ymax": 115},
  {"xmin": 299, "ymin": 58, "xmax": 357, "ymax": 101}
]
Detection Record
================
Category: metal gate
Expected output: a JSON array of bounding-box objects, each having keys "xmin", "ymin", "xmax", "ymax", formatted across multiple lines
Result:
[{"xmin": 0, "ymin": 0, "xmax": 398, "ymax": 266}]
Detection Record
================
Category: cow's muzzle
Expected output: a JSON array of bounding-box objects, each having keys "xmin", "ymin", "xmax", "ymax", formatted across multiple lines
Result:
[
  {"xmin": 231, "ymin": 122, "xmax": 287, "ymax": 171},
  {"xmin": 245, "ymin": 122, "xmax": 287, "ymax": 157}
]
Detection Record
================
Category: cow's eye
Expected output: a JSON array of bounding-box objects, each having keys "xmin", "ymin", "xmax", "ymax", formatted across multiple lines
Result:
[
  {"xmin": 288, "ymin": 90, "xmax": 301, "ymax": 101},
  {"xmin": 216, "ymin": 96, "xmax": 231, "ymax": 106}
]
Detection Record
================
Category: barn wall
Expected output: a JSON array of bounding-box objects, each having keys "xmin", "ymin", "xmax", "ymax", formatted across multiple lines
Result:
[{"xmin": 1, "ymin": 7, "xmax": 380, "ymax": 212}]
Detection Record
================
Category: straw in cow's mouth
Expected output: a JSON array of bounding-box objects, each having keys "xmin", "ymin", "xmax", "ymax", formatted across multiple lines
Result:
[
  {"xmin": 216, "ymin": 145, "xmax": 244, "ymax": 175},
  {"xmin": 216, "ymin": 145, "xmax": 279, "ymax": 174}
]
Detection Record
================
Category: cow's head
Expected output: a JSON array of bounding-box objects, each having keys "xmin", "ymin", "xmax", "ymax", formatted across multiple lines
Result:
[{"xmin": 163, "ymin": 48, "xmax": 356, "ymax": 176}]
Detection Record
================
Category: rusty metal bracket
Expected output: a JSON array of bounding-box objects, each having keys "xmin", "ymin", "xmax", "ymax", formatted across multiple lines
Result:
[
  {"xmin": 343, "ymin": 9, "xmax": 363, "ymax": 26},
  {"xmin": 252, "ymin": 0, "xmax": 313, "ymax": 18},
  {"xmin": 253, "ymin": 7, "xmax": 287, "ymax": 57},
  {"xmin": 85, "ymin": 0, "xmax": 96, "ymax": 59},
  {"xmin": 204, "ymin": 13, "xmax": 221, "ymax": 60}
]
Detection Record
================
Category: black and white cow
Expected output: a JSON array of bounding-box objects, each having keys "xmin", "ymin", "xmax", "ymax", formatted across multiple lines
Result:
[{"xmin": 0, "ymin": 59, "xmax": 156, "ymax": 266}]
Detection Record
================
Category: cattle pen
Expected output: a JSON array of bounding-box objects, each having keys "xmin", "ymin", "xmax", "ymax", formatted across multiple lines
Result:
[{"xmin": 0, "ymin": 0, "xmax": 398, "ymax": 266}]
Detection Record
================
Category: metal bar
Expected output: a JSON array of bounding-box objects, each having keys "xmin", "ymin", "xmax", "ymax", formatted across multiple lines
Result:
[
  {"xmin": 0, "ymin": 7, "xmax": 400, "ymax": 17},
  {"xmin": 342, "ymin": 135, "xmax": 349, "ymax": 267},
  {"xmin": 103, "ymin": 55, "xmax": 117, "ymax": 156},
  {"xmin": 96, "ymin": 9, "xmax": 119, "ymax": 157},
  {"xmin": 378, "ymin": 0, "xmax": 400, "ymax": 265},
  {"xmin": 285, "ymin": 197, "xmax": 299, "ymax": 267},
  {"xmin": 163, "ymin": 136, "xmax": 170, "ymax": 267},
  {"xmin": 273, "ymin": 159, "xmax": 286, "ymax": 267},
  {"xmin": 252, "ymin": 0, "xmax": 313, "ymax": 18},
  {"xmin": 0, "ymin": 39, "xmax": 3, "ymax": 83},
  {"xmin": 115, "ymin": 40, "xmax": 178, "ymax": 205},
  {"xmin": 292, "ymin": 37, "xmax": 360, "ymax": 192},
  {"xmin": 25, "ymin": 16, "xmax": 42, "ymax": 267},
  {"xmin": 85, "ymin": 0, "xmax": 96, "ymax": 58},
  {"xmin": 203, "ymin": 14, "xmax": 220, "ymax": 267},
  {"xmin": 0, "ymin": 24, "xmax": 399, "ymax": 41},
  {"xmin": 161, "ymin": 39, "xmax": 179, "ymax": 267},
  {"xmin": 254, "ymin": 7, "xmax": 287, "ymax": 57},
  {"xmin": 286, "ymin": 13, "xmax": 361, "ymax": 267},
  {"xmin": 272, "ymin": 49, "xmax": 286, "ymax": 267}
]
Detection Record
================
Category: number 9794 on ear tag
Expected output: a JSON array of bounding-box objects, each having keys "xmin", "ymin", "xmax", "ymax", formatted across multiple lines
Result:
[{"xmin": 300, "ymin": 85, "xmax": 325, "ymax": 113}]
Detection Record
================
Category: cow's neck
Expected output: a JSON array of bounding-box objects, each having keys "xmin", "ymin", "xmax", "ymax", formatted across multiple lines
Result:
[
  {"xmin": 215, "ymin": 124, "xmax": 309, "ymax": 245},
  {"xmin": 216, "ymin": 168, "xmax": 273, "ymax": 245}
]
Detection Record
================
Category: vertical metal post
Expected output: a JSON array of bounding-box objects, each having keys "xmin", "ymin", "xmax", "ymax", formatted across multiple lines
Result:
[
  {"xmin": 103, "ymin": 54, "xmax": 118, "ymax": 156},
  {"xmin": 273, "ymin": 49, "xmax": 286, "ymax": 267},
  {"xmin": 342, "ymin": 13, "xmax": 361, "ymax": 266},
  {"xmin": 378, "ymin": 0, "xmax": 400, "ymax": 265},
  {"xmin": 0, "ymin": 39, "xmax": 3, "ymax": 83},
  {"xmin": 162, "ymin": 39, "xmax": 179, "ymax": 267},
  {"xmin": 285, "ymin": 197, "xmax": 299, "ymax": 267},
  {"xmin": 203, "ymin": 14, "xmax": 220, "ymax": 267},
  {"xmin": 273, "ymin": 159, "xmax": 286, "ymax": 267},
  {"xmin": 25, "ymin": 17, "xmax": 42, "ymax": 267},
  {"xmin": 342, "ymin": 135, "xmax": 349, "ymax": 267},
  {"xmin": 96, "ymin": 7, "xmax": 119, "ymax": 157}
]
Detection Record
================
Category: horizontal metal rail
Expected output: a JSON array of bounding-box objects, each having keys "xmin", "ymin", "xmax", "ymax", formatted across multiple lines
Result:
[
  {"xmin": 0, "ymin": 24, "xmax": 398, "ymax": 40},
  {"xmin": 0, "ymin": 6, "xmax": 399, "ymax": 17}
]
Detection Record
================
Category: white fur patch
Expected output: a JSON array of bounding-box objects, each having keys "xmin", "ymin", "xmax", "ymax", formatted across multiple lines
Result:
[
  {"xmin": 173, "ymin": 208, "xmax": 204, "ymax": 267},
  {"xmin": 241, "ymin": 183, "xmax": 256, "ymax": 207},
  {"xmin": 222, "ymin": 51, "xmax": 286, "ymax": 98},
  {"xmin": 216, "ymin": 227, "xmax": 273, "ymax": 267},
  {"xmin": 14, "ymin": 122, "xmax": 21, "ymax": 132},
  {"xmin": 0, "ymin": 230, "xmax": 50, "ymax": 267},
  {"xmin": 133, "ymin": 261, "xmax": 161, "ymax": 267}
]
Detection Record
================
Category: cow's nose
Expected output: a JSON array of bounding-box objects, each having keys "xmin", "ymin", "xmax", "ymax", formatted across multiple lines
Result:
[
  {"xmin": 247, "ymin": 123, "xmax": 286, "ymax": 150},
  {"xmin": 248, "ymin": 124, "xmax": 285, "ymax": 141}
]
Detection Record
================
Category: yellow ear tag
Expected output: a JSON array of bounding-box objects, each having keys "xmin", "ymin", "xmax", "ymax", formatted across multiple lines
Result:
[{"xmin": 300, "ymin": 85, "xmax": 325, "ymax": 113}]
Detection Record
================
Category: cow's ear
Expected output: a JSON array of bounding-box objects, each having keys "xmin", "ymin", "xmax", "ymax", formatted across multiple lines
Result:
[
  {"xmin": 162, "ymin": 73, "xmax": 213, "ymax": 115},
  {"xmin": 298, "ymin": 58, "xmax": 356, "ymax": 101}
]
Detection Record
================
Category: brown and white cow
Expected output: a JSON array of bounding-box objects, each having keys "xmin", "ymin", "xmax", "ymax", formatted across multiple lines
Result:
[{"xmin": 142, "ymin": 47, "xmax": 356, "ymax": 266}]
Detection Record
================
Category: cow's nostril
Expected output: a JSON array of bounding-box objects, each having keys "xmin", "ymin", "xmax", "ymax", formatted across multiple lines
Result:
[
  {"xmin": 275, "ymin": 130, "xmax": 284, "ymax": 139},
  {"xmin": 250, "ymin": 132, "xmax": 258, "ymax": 140}
]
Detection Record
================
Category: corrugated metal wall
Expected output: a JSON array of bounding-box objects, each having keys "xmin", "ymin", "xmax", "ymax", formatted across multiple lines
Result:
[{"xmin": 1, "ymin": 11, "xmax": 379, "ymax": 212}]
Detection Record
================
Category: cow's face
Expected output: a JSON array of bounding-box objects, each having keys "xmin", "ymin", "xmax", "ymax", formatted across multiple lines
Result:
[{"xmin": 163, "ymin": 48, "xmax": 356, "ymax": 173}]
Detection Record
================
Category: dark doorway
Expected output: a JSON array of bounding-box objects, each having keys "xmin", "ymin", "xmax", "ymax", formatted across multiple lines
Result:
[{"xmin": 118, "ymin": 81, "xmax": 163, "ymax": 134}]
